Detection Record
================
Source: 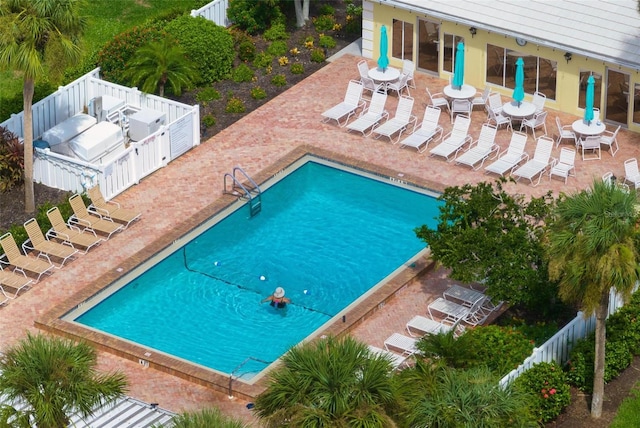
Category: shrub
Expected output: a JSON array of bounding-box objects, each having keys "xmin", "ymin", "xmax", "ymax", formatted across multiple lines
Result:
[
  {"xmin": 225, "ymin": 97, "xmax": 246, "ymax": 113},
  {"xmin": 514, "ymin": 362, "xmax": 571, "ymax": 424},
  {"xmin": 165, "ymin": 15, "xmax": 234, "ymax": 84},
  {"xmin": 97, "ymin": 23, "xmax": 166, "ymax": 85},
  {"xmin": 271, "ymin": 74, "xmax": 287, "ymax": 87},
  {"xmin": 227, "ymin": 0, "xmax": 284, "ymax": 35},
  {"xmin": 313, "ymin": 15, "xmax": 336, "ymax": 32},
  {"xmin": 253, "ymin": 52, "xmax": 274, "ymax": 69},
  {"xmin": 251, "ymin": 87, "xmax": 267, "ymax": 100},
  {"xmin": 231, "ymin": 63, "xmax": 255, "ymax": 83},
  {"xmin": 345, "ymin": 2, "xmax": 363, "ymax": 34},
  {"xmin": 263, "ymin": 22, "xmax": 289, "ymax": 41},
  {"xmin": 319, "ymin": 34, "xmax": 337, "ymax": 49},
  {"xmin": 202, "ymin": 115, "xmax": 216, "ymax": 127},
  {"xmin": 290, "ymin": 63, "xmax": 304, "ymax": 75},
  {"xmin": 267, "ymin": 40, "xmax": 288, "ymax": 57},
  {"xmin": 310, "ymin": 48, "xmax": 326, "ymax": 63},
  {"xmin": 278, "ymin": 56, "xmax": 289, "ymax": 66},
  {"xmin": 318, "ymin": 4, "xmax": 335, "ymax": 16},
  {"xmin": 566, "ymin": 334, "xmax": 633, "ymax": 392},
  {"xmin": 195, "ymin": 87, "xmax": 221, "ymax": 104},
  {"xmin": 607, "ymin": 291, "xmax": 640, "ymax": 355},
  {"xmin": 238, "ymin": 39, "xmax": 257, "ymax": 62},
  {"xmin": 0, "ymin": 127, "xmax": 24, "ymax": 192}
]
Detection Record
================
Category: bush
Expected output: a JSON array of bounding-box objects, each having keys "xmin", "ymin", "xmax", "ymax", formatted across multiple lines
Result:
[
  {"xmin": 195, "ymin": 87, "xmax": 221, "ymax": 104},
  {"xmin": 0, "ymin": 127, "xmax": 24, "ymax": 192},
  {"xmin": 345, "ymin": 2, "xmax": 363, "ymax": 34},
  {"xmin": 238, "ymin": 39, "xmax": 256, "ymax": 62},
  {"xmin": 267, "ymin": 40, "xmax": 288, "ymax": 57},
  {"xmin": 566, "ymin": 334, "xmax": 633, "ymax": 392},
  {"xmin": 253, "ymin": 52, "xmax": 274, "ymax": 70},
  {"xmin": 263, "ymin": 22, "xmax": 289, "ymax": 41},
  {"xmin": 225, "ymin": 97, "xmax": 246, "ymax": 113},
  {"xmin": 310, "ymin": 48, "xmax": 326, "ymax": 63},
  {"xmin": 227, "ymin": 0, "xmax": 284, "ymax": 35},
  {"xmin": 251, "ymin": 87, "xmax": 267, "ymax": 100},
  {"xmin": 313, "ymin": 15, "xmax": 336, "ymax": 32},
  {"xmin": 514, "ymin": 362, "xmax": 571, "ymax": 424},
  {"xmin": 97, "ymin": 22, "xmax": 166, "ymax": 85},
  {"xmin": 271, "ymin": 74, "xmax": 287, "ymax": 87},
  {"xmin": 319, "ymin": 34, "xmax": 337, "ymax": 49},
  {"xmin": 165, "ymin": 15, "xmax": 234, "ymax": 84},
  {"xmin": 202, "ymin": 115, "xmax": 216, "ymax": 127},
  {"xmin": 290, "ymin": 63, "xmax": 304, "ymax": 75},
  {"xmin": 231, "ymin": 63, "xmax": 255, "ymax": 83},
  {"xmin": 318, "ymin": 4, "xmax": 335, "ymax": 16},
  {"xmin": 607, "ymin": 291, "xmax": 640, "ymax": 354}
]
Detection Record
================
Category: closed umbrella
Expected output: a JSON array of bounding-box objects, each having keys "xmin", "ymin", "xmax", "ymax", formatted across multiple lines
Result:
[
  {"xmin": 512, "ymin": 57, "xmax": 525, "ymax": 106},
  {"xmin": 584, "ymin": 75, "xmax": 595, "ymax": 124},
  {"xmin": 377, "ymin": 25, "xmax": 389, "ymax": 71},
  {"xmin": 452, "ymin": 42, "xmax": 465, "ymax": 89}
]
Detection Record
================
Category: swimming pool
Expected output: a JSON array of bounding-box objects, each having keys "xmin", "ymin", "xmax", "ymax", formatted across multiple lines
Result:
[{"xmin": 66, "ymin": 157, "xmax": 441, "ymax": 381}]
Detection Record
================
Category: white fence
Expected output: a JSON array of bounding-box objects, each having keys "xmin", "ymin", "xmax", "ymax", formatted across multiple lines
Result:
[
  {"xmin": 191, "ymin": 0, "xmax": 228, "ymax": 26},
  {"xmin": 1, "ymin": 68, "xmax": 199, "ymax": 200},
  {"xmin": 499, "ymin": 285, "xmax": 636, "ymax": 387}
]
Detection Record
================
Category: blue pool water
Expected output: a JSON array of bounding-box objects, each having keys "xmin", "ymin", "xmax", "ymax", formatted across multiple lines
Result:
[{"xmin": 73, "ymin": 159, "xmax": 442, "ymax": 379}]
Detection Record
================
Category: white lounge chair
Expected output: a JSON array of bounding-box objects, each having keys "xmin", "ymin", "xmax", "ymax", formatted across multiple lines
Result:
[
  {"xmin": 455, "ymin": 123, "xmax": 499, "ymax": 170},
  {"xmin": 321, "ymin": 80, "xmax": 366, "ymax": 127},
  {"xmin": 485, "ymin": 131, "xmax": 529, "ymax": 176},
  {"xmin": 373, "ymin": 95, "xmax": 416, "ymax": 143},
  {"xmin": 443, "ymin": 284, "xmax": 504, "ymax": 315},
  {"xmin": 624, "ymin": 158, "xmax": 640, "ymax": 189},
  {"xmin": 384, "ymin": 333, "xmax": 418, "ymax": 356},
  {"xmin": 549, "ymin": 147, "xmax": 576, "ymax": 183},
  {"xmin": 428, "ymin": 296, "xmax": 490, "ymax": 327},
  {"xmin": 398, "ymin": 106, "xmax": 443, "ymax": 153},
  {"xmin": 367, "ymin": 345, "xmax": 409, "ymax": 370},
  {"xmin": 429, "ymin": 114, "xmax": 472, "ymax": 161},
  {"xmin": 512, "ymin": 136, "xmax": 555, "ymax": 186},
  {"xmin": 405, "ymin": 315, "xmax": 453, "ymax": 337},
  {"xmin": 346, "ymin": 91, "xmax": 389, "ymax": 136}
]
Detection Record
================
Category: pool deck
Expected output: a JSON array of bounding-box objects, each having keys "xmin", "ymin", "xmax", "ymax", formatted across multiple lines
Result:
[{"xmin": 2, "ymin": 53, "xmax": 640, "ymax": 425}]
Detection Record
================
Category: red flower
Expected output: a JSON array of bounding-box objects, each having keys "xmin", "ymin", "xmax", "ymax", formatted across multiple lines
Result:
[
  {"xmin": 550, "ymin": 388, "xmax": 557, "ymax": 395},
  {"xmin": 543, "ymin": 394, "xmax": 549, "ymax": 399}
]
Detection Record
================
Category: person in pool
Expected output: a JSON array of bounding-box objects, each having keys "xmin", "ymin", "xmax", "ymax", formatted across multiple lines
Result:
[{"xmin": 261, "ymin": 286, "xmax": 290, "ymax": 308}]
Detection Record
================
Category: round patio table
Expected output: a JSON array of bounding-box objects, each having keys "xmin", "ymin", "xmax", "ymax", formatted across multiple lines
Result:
[
  {"xmin": 572, "ymin": 119, "xmax": 605, "ymax": 136},
  {"xmin": 443, "ymin": 84, "xmax": 476, "ymax": 100},
  {"xmin": 502, "ymin": 101, "xmax": 536, "ymax": 119},
  {"xmin": 368, "ymin": 67, "xmax": 400, "ymax": 83}
]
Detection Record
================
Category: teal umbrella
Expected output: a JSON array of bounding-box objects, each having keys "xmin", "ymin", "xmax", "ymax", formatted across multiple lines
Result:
[
  {"xmin": 584, "ymin": 75, "xmax": 595, "ymax": 124},
  {"xmin": 512, "ymin": 57, "xmax": 525, "ymax": 106},
  {"xmin": 377, "ymin": 25, "xmax": 389, "ymax": 70},
  {"xmin": 452, "ymin": 42, "xmax": 465, "ymax": 89}
]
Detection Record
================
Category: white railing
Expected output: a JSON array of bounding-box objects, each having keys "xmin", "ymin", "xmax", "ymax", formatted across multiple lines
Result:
[
  {"xmin": 190, "ymin": 0, "xmax": 228, "ymax": 27},
  {"xmin": 499, "ymin": 285, "xmax": 636, "ymax": 387}
]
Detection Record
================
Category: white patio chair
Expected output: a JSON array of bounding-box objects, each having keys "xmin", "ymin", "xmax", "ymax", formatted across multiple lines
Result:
[
  {"xmin": 360, "ymin": 76, "xmax": 385, "ymax": 98},
  {"xmin": 455, "ymin": 123, "xmax": 499, "ymax": 170},
  {"xmin": 512, "ymin": 136, "xmax": 554, "ymax": 186},
  {"xmin": 386, "ymin": 72, "xmax": 410, "ymax": 97},
  {"xmin": 450, "ymin": 99, "xmax": 471, "ymax": 124},
  {"xmin": 429, "ymin": 114, "xmax": 472, "ymax": 161},
  {"xmin": 555, "ymin": 116, "xmax": 577, "ymax": 147},
  {"xmin": 357, "ymin": 59, "xmax": 369, "ymax": 82},
  {"xmin": 624, "ymin": 158, "xmax": 640, "ymax": 189},
  {"xmin": 549, "ymin": 147, "xmax": 576, "ymax": 183},
  {"xmin": 426, "ymin": 87, "xmax": 450, "ymax": 113},
  {"xmin": 373, "ymin": 95, "xmax": 417, "ymax": 143},
  {"xmin": 472, "ymin": 85, "xmax": 491, "ymax": 110},
  {"xmin": 486, "ymin": 92, "xmax": 503, "ymax": 114},
  {"xmin": 485, "ymin": 131, "xmax": 529, "ymax": 176},
  {"xmin": 346, "ymin": 91, "xmax": 389, "ymax": 136},
  {"xmin": 579, "ymin": 135, "xmax": 601, "ymax": 161},
  {"xmin": 398, "ymin": 105, "xmax": 444, "ymax": 153},
  {"xmin": 321, "ymin": 80, "xmax": 366, "ymax": 127},
  {"xmin": 402, "ymin": 59, "xmax": 416, "ymax": 88},
  {"xmin": 486, "ymin": 105, "xmax": 512, "ymax": 131},
  {"xmin": 603, "ymin": 172, "xmax": 630, "ymax": 191},
  {"xmin": 519, "ymin": 110, "xmax": 548, "ymax": 139},
  {"xmin": 532, "ymin": 91, "xmax": 546, "ymax": 113},
  {"xmin": 599, "ymin": 125, "xmax": 621, "ymax": 157}
]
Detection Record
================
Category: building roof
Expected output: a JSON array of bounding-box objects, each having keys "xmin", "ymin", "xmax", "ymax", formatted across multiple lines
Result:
[{"xmin": 381, "ymin": 0, "xmax": 640, "ymax": 69}]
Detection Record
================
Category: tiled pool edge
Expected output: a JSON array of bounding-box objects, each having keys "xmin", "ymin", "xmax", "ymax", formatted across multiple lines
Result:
[{"xmin": 35, "ymin": 145, "xmax": 440, "ymax": 399}]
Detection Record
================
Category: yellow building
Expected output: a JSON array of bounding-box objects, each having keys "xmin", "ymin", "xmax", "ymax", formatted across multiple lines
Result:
[{"xmin": 363, "ymin": 0, "xmax": 640, "ymax": 131}]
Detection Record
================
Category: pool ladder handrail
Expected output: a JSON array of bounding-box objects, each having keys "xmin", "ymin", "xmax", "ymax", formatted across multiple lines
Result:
[
  {"xmin": 228, "ymin": 356, "xmax": 271, "ymax": 397},
  {"xmin": 223, "ymin": 166, "xmax": 262, "ymax": 217}
]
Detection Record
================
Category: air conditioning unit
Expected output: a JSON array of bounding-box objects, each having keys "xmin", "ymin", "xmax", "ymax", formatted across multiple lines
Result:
[{"xmin": 128, "ymin": 109, "xmax": 166, "ymax": 142}]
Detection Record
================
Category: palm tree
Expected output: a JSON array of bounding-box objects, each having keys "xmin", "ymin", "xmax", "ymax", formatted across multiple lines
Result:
[
  {"xmin": 0, "ymin": 0, "xmax": 87, "ymax": 213},
  {"xmin": 545, "ymin": 179, "xmax": 640, "ymax": 418},
  {"xmin": 0, "ymin": 333, "xmax": 127, "ymax": 428},
  {"xmin": 171, "ymin": 407, "xmax": 249, "ymax": 428},
  {"xmin": 253, "ymin": 335, "xmax": 398, "ymax": 427},
  {"xmin": 123, "ymin": 38, "xmax": 199, "ymax": 97}
]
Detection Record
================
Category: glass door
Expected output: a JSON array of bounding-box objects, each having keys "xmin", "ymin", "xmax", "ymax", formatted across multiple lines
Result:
[
  {"xmin": 605, "ymin": 69, "xmax": 629, "ymax": 124},
  {"xmin": 417, "ymin": 19, "xmax": 439, "ymax": 73}
]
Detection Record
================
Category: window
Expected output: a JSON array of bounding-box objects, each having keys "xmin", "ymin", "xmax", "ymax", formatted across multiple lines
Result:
[
  {"xmin": 443, "ymin": 33, "xmax": 464, "ymax": 73},
  {"xmin": 578, "ymin": 71, "xmax": 602, "ymax": 110},
  {"xmin": 392, "ymin": 19, "xmax": 413, "ymax": 60},
  {"xmin": 633, "ymin": 83, "xmax": 640, "ymax": 125},
  {"xmin": 485, "ymin": 44, "xmax": 557, "ymax": 100}
]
